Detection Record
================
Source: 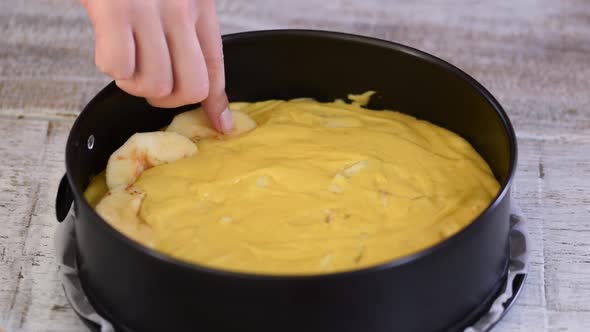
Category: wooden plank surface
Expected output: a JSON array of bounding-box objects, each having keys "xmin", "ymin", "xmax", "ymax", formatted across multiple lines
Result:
[{"xmin": 0, "ymin": 0, "xmax": 589, "ymax": 331}]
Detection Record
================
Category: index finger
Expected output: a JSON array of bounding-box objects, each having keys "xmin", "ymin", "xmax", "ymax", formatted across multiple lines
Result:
[{"xmin": 196, "ymin": 0, "xmax": 232, "ymax": 134}]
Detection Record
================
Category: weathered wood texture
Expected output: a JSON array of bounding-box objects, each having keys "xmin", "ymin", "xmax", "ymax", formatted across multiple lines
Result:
[{"xmin": 0, "ymin": 0, "xmax": 589, "ymax": 331}]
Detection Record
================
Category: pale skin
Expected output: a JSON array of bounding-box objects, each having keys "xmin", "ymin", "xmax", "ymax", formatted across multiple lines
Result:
[{"xmin": 80, "ymin": 0, "xmax": 234, "ymax": 133}]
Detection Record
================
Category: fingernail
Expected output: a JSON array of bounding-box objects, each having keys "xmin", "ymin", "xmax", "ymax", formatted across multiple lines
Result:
[{"xmin": 219, "ymin": 108, "xmax": 234, "ymax": 134}]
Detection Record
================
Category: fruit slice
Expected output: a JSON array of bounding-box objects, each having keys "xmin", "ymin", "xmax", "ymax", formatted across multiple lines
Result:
[
  {"xmin": 95, "ymin": 185, "xmax": 153, "ymax": 247},
  {"xmin": 166, "ymin": 108, "xmax": 257, "ymax": 140},
  {"xmin": 106, "ymin": 131, "xmax": 198, "ymax": 189}
]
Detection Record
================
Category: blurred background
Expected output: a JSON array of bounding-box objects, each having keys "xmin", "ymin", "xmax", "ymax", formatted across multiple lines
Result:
[
  {"xmin": 1, "ymin": 0, "xmax": 589, "ymax": 331},
  {"xmin": 1, "ymin": 0, "xmax": 588, "ymax": 132}
]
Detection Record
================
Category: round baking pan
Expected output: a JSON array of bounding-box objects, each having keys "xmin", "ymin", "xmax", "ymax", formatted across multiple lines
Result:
[
  {"xmin": 55, "ymin": 30, "xmax": 518, "ymax": 332},
  {"xmin": 55, "ymin": 207, "xmax": 528, "ymax": 332}
]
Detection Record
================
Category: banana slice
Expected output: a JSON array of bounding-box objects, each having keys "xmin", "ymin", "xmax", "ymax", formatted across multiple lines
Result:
[
  {"xmin": 106, "ymin": 131, "xmax": 198, "ymax": 189},
  {"xmin": 95, "ymin": 185, "xmax": 153, "ymax": 247},
  {"xmin": 166, "ymin": 108, "xmax": 257, "ymax": 140}
]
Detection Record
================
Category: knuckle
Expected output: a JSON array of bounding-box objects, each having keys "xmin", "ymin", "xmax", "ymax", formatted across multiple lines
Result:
[
  {"xmin": 183, "ymin": 81, "xmax": 210, "ymax": 104},
  {"xmin": 116, "ymin": 65, "xmax": 135, "ymax": 80},
  {"xmin": 115, "ymin": 79, "xmax": 139, "ymax": 96},
  {"xmin": 95, "ymin": 57, "xmax": 133, "ymax": 80},
  {"xmin": 133, "ymin": 77, "xmax": 173, "ymax": 98},
  {"xmin": 194, "ymin": 80, "xmax": 210, "ymax": 100},
  {"xmin": 146, "ymin": 98, "xmax": 173, "ymax": 108},
  {"xmin": 94, "ymin": 57, "xmax": 107, "ymax": 73},
  {"xmin": 95, "ymin": 56, "xmax": 114, "ymax": 76},
  {"xmin": 147, "ymin": 79, "xmax": 174, "ymax": 98}
]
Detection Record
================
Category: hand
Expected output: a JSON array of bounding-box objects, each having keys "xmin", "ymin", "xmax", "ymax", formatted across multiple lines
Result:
[{"xmin": 81, "ymin": 0, "xmax": 233, "ymax": 133}]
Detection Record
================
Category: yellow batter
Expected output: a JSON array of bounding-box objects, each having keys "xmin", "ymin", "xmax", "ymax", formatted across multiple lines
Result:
[{"xmin": 86, "ymin": 94, "xmax": 500, "ymax": 275}]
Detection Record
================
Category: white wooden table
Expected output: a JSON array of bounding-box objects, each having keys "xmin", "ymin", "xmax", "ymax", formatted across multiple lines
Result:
[{"xmin": 1, "ymin": 0, "xmax": 589, "ymax": 331}]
